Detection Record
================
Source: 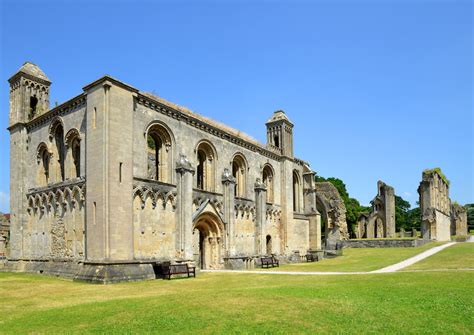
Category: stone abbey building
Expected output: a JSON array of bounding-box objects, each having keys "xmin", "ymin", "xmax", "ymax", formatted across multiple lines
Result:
[{"xmin": 6, "ymin": 62, "xmax": 348, "ymax": 282}]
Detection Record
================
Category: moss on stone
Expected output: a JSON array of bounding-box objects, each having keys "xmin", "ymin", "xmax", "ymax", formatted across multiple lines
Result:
[{"xmin": 423, "ymin": 167, "xmax": 450, "ymax": 185}]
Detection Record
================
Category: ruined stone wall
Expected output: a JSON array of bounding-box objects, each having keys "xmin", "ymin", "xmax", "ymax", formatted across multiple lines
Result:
[
  {"xmin": 418, "ymin": 170, "xmax": 451, "ymax": 241},
  {"xmin": 356, "ymin": 181, "xmax": 395, "ymax": 239},
  {"xmin": 0, "ymin": 214, "xmax": 10, "ymax": 256},
  {"xmin": 451, "ymin": 203, "xmax": 468, "ymax": 236},
  {"xmin": 315, "ymin": 182, "xmax": 348, "ymax": 248}
]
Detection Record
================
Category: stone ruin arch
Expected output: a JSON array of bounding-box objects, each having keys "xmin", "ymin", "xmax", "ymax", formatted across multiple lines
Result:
[{"xmin": 315, "ymin": 182, "xmax": 349, "ymax": 249}]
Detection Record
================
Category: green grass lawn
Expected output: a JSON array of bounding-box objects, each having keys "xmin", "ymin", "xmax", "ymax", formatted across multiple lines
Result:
[
  {"xmin": 0, "ymin": 270, "xmax": 472, "ymax": 334},
  {"xmin": 405, "ymin": 243, "xmax": 474, "ymax": 271},
  {"xmin": 1, "ymin": 242, "xmax": 472, "ymax": 334},
  {"xmin": 263, "ymin": 242, "xmax": 444, "ymax": 272}
]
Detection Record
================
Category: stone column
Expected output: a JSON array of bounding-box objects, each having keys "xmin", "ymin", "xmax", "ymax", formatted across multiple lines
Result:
[
  {"xmin": 254, "ymin": 179, "xmax": 267, "ymax": 255},
  {"xmin": 175, "ymin": 154, "xmax": 195, "ymax": 260},
  {"xmin": 222, "ymin": 168, "xmax": 236, "ymax": 256}
]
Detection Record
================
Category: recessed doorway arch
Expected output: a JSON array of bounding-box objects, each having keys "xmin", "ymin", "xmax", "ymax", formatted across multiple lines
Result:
[{"xmin": 192, "ymin": 212, "xmax": 224, "ymax": 269}]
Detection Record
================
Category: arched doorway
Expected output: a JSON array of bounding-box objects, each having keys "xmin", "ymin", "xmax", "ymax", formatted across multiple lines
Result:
[
  {"xmin": 192, "ymin": 212, "xmax": 223, "ymax": 269},
  {"xmin": 266, "ymin": 235, "xmax": 272, "ymax": 255},
  {"xmin": 375, "ymin": 217, "xmax": 384, "ymax": 238}
]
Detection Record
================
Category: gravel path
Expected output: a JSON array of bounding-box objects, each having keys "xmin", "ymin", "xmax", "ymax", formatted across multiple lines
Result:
[
  {"xmin": 202, "ymin": 242, "xmax": 458, "ymax": 276},
  {"xmin": 370, "ymin": 242, "xmax": 456, "ymax": 273}
]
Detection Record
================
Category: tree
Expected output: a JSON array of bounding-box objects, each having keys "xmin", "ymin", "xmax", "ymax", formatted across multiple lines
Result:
[
  {"xmin": 465, "ymin": 204, "xmax": 474, "ymax": 233},
  {"xmin": 406, "ymin": 207, "xmax": 421, "ymax": 230},
  {"xmin": 394, "ymin": 195, "xmax": 411, "ymax": 230}
]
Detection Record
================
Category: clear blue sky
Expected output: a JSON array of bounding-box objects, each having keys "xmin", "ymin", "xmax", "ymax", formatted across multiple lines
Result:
[{"xmin": 0, "ymin": 0, "xmax": 472, "ymax": 213}]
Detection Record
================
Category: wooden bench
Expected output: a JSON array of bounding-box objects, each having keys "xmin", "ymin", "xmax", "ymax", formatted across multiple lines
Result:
[
  {"xmin": 260, "ymin": 256, "xmax": 279, "ymax": 268},
  {"xmin": 305, "ymin": 253, "xmax": 317, "ymax": 262},
  {"xmin": 161, "ymin": 263, "xmax": 196, "ymax": 280}
]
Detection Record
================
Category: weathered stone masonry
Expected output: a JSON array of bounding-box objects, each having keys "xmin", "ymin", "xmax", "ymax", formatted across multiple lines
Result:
[
  {"xmin": 5, "ymin": 62, "xmax": 348, "ymax": 283},
  {"xmin": 418, "ymin": 169, "xmax": 467, "ymax": 241},
  {"xmin": 356, "ymin": 180, "xmax": 395, "ymax": 239}
]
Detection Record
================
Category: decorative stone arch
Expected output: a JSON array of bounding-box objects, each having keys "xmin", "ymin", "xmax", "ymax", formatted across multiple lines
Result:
[
  {"xmin": 27, "ymin": 196, "xmax": 35, "ymax": 216},
  {"xmin": 46, "ymin": 191, "xmax": 56, "ymax": 211},
  {"xmin": 71, "ymin": 185, "xmax": 84, "ymax": 209},
  {"xmin": 262, "ymin": 164, "xmax": 275, "ymax": 203},
  {"xmin": 34, "ymin": 194, "xmax": 42, "ymax": 211},
  {"xmin": 193, "ymin": 209, "xmax": 225, "ymax": 270},
  {"xmin": 315, "ymin": 182, "xmax": 349, "ymax": 249},
  {"xmin": 142, "ymin": 187, "xmax": 155, "ymax": 207},
  {"xmin": 145, "ymin": 121, "xmax": 175, "ymax": 184},
  {"xmin": 231, "ymin": 152, "xmax": 248, "ymax": 198},
  {"xmin": 165, "ymin": 191, "xmax": 177, "ymax": 211},
  {"xmin": 195, "ymin": 140, "xmax": 218, "ymax": 192},
  {"xmin": 48, "ymin": 117, "xmax": 65, "ymax": 141},
  {"xmin": 155, "ymin": 191, "xmax": 167, "ymax": 209},
  {"xmin": 65, "ymin": 128, "xmax": 81, "ymax": 146},
  {"xmin": 292, "ymin": 170, "xmax": 303, "ymax": 212},
  {"xmin": 55, "ymin": 189, "xmax": 65, "ymax": 210},
  {"xmin": 41, "ymin": 193, "xmax": 49, "ymax": 214},
  {"xmin": 367, "ymin": 214, "xmax": 385, "ymax": 238},
  {"xmin": 132, "ymin": 187, "xmax": 145, "ymax": 207}
]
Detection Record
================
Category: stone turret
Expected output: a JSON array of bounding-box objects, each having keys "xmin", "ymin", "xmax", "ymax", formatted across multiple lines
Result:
[
  {"xmin": 266, "ymin": 110, "xmax": 294, "ymax": 158},
  {"xmin": 8, "ymin": 62, "xmax": 51, "ymax": 126}
]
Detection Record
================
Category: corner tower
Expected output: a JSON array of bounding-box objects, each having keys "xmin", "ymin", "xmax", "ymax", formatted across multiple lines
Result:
[
  {"xmin": 266, "ymin": 110, "xmax": 294, "ymax": 158},
  {"xmin": 8, "ymin": 62, "xmax": 51, "ymax": 126},
  {"xmin": 8, "ymin": 62, "xmax": 51, "ymax": 259}
]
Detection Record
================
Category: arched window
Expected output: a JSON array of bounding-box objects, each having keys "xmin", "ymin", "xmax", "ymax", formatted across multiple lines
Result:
[
  {"xmin": 232, "ymin": 154, "xmax": 247, "ymax": 198},
  {"xmin": 293, "ymin": 170, "xmax": 301, "ymax": 212},
  {"xmin": 30, "ymin": 95, "xmax": 38, "ymax": 117},
  {"xmin": 36, "ymin": 143, "xmax": 50, "ymax": 187},
  {"xmin": 65, "ymin": 129, "xmax": 81, "ymax": 179},
  {"xmin": 146, "ymin": 124, "xmax": 172, "ymax": 183},
  {"xmin": 262, "ymin": 165, "xmax": 274, "ymax": 203},
  {"xmin": 71, "ymin": 138, "xmax": 81, "ymax": 178},
  {"xmin": 49, "ymin": 119, "xmax": 65, "ymax": 183},
  {"xmin": 195, "ymin": 141, "xmax": 216, "ymax": 192}
]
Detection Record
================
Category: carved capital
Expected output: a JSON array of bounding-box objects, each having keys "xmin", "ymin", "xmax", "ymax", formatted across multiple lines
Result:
[
  {"xmin": 254, "ymin": 178, "xmax": 266, "ymax": 192},
  {"xmin": 176, "ymin": 154, "xmax": 195, "ymax": 175},
  {"xmin": 221, "ymin": 168, "xmax": 236, "ymax": 184}
]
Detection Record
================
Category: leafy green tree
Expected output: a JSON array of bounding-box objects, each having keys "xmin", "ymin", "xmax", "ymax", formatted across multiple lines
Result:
[
  {"xmin": 407, "ymin": 207, "xmax": 421, "ymax": 230},
  {"xmin": 395, "ymin": 195, "xmax": 411, "ymax": 230},
  {"xmin": 465, "ymin": 204, "xmax": 474, "ymax": 233}
]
